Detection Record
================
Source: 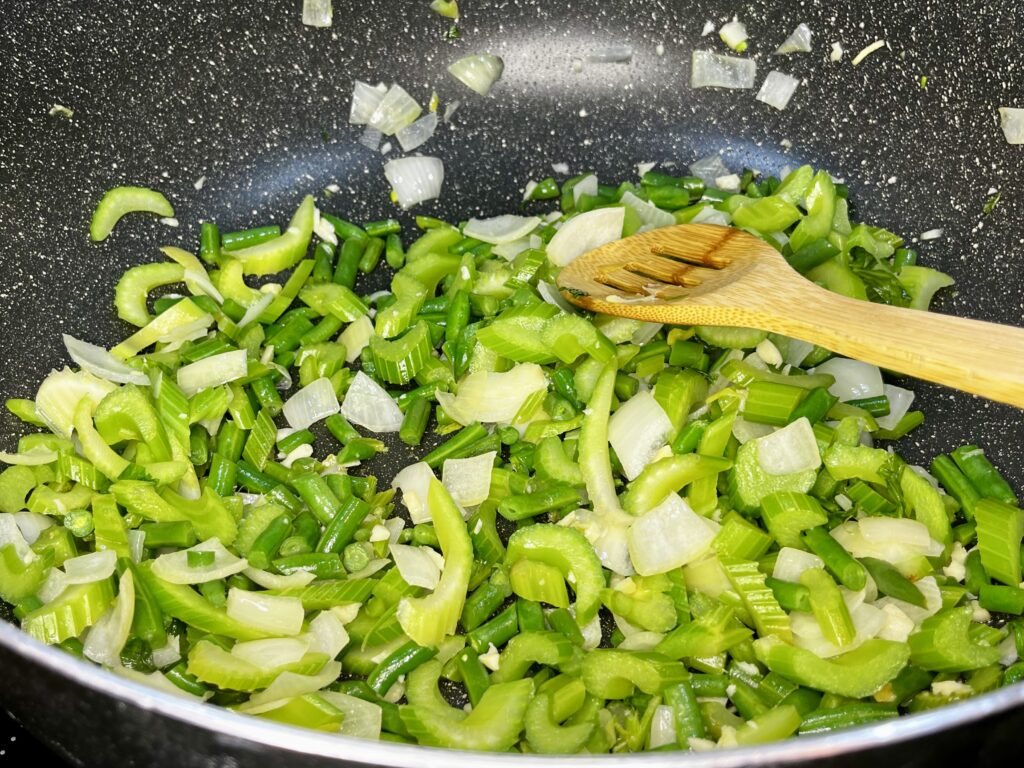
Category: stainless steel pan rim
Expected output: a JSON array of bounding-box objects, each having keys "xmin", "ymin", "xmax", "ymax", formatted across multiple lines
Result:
[{"xmin": 3, "ymin": 618, "xmax": 1020, "ymax": 766}]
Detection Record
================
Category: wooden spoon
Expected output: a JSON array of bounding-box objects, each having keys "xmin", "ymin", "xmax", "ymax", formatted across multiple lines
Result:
[{"xmin": 556, "ymin": 223, "xmax": 1024, "ymax": 409}]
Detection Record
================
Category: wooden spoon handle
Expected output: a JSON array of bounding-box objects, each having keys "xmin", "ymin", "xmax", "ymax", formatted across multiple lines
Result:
[{"xmin": 768, "ymin": 285, "xmax": 1024, "ymax": 408}]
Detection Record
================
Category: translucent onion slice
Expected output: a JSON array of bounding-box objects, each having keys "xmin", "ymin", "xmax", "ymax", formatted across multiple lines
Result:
[
  {"xmin": 151, "ymin": 538, "xmax": 249, "ymax": 584},
  {"xmin": 620, "ymin": 190, "xmax": 676, "ymax": 230},
  {"xmin": 755, "ymin": 417, "xmax": 821, "ymax": 475},
  {"xmin": 83, "ymin": 569, "xmax": 135, "ymax": 666},
  {"xmin": 340, "ymin": 315, "xmax": 374, "ymax": 363},
  {"xmin": 627, "ymin": 494, "xmax": 718, "ymax": 576},
  {"xmin": 161, "ymin": 246, "xmax": 223, "ymax": 304},
  {"xmin": 691, "ymin": 50, "xmax": 756, "ymax": 89},
  {"xmin": 448, "ymin": 53, "xmax": 504, "ymax": 96},
  {"xmin": 230, "ymin": 637, "xmax": 311, "ymax": 669},
  {"xmin": 442, "ymin": 451, "xmax": 496, "ymax": 507},
  {"xmin": 176, "ymin": 349, "xmax": 248, "ymax": 398},
  {"xmin": 756, "ymin": 70, "xmax": 800, "ymax": 111},
  {"xmin": 320, "ymin": 691, "xmax": 383, "ymax": 740},
  {"xmin": 283, "ymin": 376, "xmax": 340, "ymax": 430},
  {"xmin": 1000, "ymin": 107, "xmax": 1024, "ymax": 144},
  {"xmin": 395, "ymin": 112, "xmax": 438, "ymax": 153},
  {"xmin": 463, "ymin": 214, "xmax": 541, "ymax": 245},
  {"xmin": 608, "ymin": 391, "xmax": 674, "ymax": 480},
  {"xmin": 64, "ymin": 549, "xmax": 118, "ymax": 584},
  {"xmin": 546, "ymin": 207, "xmax": 625, "ymax": 267},
  {"xmin": 392, "ymin": 462, "xmax": 436, "ymax": 524},
  {"xmin": 390, "ymin": 543, "xmax": 443, "ymax": 589},
  {"xmin": 62, "ymin": 334, "xmax": 150, "ymax": 385},
  {"xmin": 776, "ymin": 23, "xmax": 813, "ymax": 54},
  {"xmin": 435, "ymin": 364, "xmax": 548, "ymax": 425},
  {"xmin": 813, "ymin": 357, "xmax": 884, "ymax": 401},
  {"xmin": 369, "ymin": 84, "xmax": 422, "ymax": 136},
  {"xmin": 339, "ymin": 371, "xmax": 403, "ymax": 432},
  {"xmin": 350, "ymin": 81, "xmax": 387, "ymax": 125},
  {"xmin": 225, "ymin": 588, "xmax": 305, "ymax": 636},
  {"xmin": 383, "ymin": 156, "xmax": 445, "ymax": 210}
]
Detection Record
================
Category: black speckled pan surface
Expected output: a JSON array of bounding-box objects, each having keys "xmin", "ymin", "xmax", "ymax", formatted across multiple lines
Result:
[{"xmin": 1, "ymin": 0, "xmax": 1023, "ymax": 766}]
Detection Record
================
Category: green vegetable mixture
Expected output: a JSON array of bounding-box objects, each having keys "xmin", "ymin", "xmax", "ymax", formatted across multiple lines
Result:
[{"xmin": 1, "ymin": 163, "xmax": 1020, "ymax": 752}]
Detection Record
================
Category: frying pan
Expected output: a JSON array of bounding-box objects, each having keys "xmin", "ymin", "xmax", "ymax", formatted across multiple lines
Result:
[{"xmin": 2, "ymin": 0, "xmax": 1023, "ymax": 765}]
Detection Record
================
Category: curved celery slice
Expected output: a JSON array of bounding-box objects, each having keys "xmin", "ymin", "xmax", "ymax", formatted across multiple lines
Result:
[
  {"xmin": 580, "ymin": 649, "xmax": 687, "ymax": 699},
  {"xmin": 114, "ymin": 262, "xmax": 186, "ymax": 327},
  {"xmin": 900, "ymin": 464, "xmax": 953, "ymax": 549},
  {"xmin": 0, "ymin": 545, "xmax": 53, "ymax": 604},
  {"xmin": 490, "ymin": 631, "xmax": 575, "ymax": 684},
  {"xmin": 231, "ymin": 195, "xmax": 314, "ymax": 276},
  {"xmin": 908, "ymin": 606, "xmax": 1003, "ymax": 673},
  {"xmin": 401, "ymin": 676, "xmax": 533, "ymax": 751},
  {"xmin": 298, "ymin": 282, "xmax": 367, "ymax": 323},
  {"xmin": 187, "ymin": 640, "xmax": 330, "ymax": 691},
  {"xmin": 73, "ymin": 399, "xmax": 129, "ymax": 481},
  {"xmin": 754, "ymin": 636, "xmax": 909, "ymax": 699},
  {"xmin": 0, "ymin": 465, "xmax": 38, "ymax": 515},
  {"xmin": 505, "ymin": 525, "xmax": 605, "ymax": 625},
  {"xmin": 395, "ymin": 479, "xmax": 473, "ymax": 647},
  {"xmin": 90, "ymin": 186, "xmax": 174, "ymax": 242},
  {"xmin": 22, "ymin": 577, "xmax": 115, "ymax": 644},
  {"xmin": 524, "ymin": 692, "xmax": 596, "ymax": 754},
  {"xmin": 94, "ymin": 385, "xmax": 173, "ymax": 462},
  {"xmin": 621, "ymin": 454, "xmax": 733, "ymax": 515},
  {"xmin": 369, "ymin": 320, "xmax": 432, "ymax": 385},
  {"xmin": 267, "ymin": 578, "xmax": 377, "ymax": 610},
  {"xmin": 135, "ymin": 561, "xmax": 273, "ymax": 641},
  {"xmin": 214, "ymin": 258, "xmax": 263, "ymax": 306},
  {"xmin": 656, "ymin": 605, "xmax": 752, "ymax": 659}
]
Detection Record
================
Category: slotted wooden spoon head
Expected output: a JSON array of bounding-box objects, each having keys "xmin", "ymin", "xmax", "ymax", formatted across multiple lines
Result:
[{"xmin": 556, "ymin": 223, "xmax": 798, "ymax": 327}]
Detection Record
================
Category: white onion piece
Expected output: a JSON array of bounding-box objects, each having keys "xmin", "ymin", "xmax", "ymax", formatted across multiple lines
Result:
[
  {"xmin": 719, "ymin": 19, "xmax": 748, "ymax": 52},
  {"xmin": 390, "ymin": 543, "xmax": 443, "ymax": 589},
  {"xmin": 732, "ymin": 416, "xmax": 774, "ymax": 445},
  {"xmin": 384, "ymin": 156, "xmax": 444, "ymax": 210},
  {"xmin": 442, "ymin": 451, "xmax": 495, "ymax": 508},
  {"xmin": 308, "ymin": 610, "xmax": 350, "ymax": 659},
  {"xmin": 648, "ymin": 706, "xmax": 677, "ymax": 749},
  {"xmin": 572, "ymin": 174, "xmax": 598, "ymax": 205},
  {"xmin": 62, "ymin": 335, "xmax": 150, "ymax": 385},
  {"xmin": 340, "ymin": 315, "xmax": 374, "ymax": 363},
  {"xmin": 587, "ymin": 45, "xmax": 633, "ymax": 63},
  {"xmin": 772, "ymin": 547, "xmax": 825, "ymax": 583},
  {"xmin": 340, "ymin": 371, "xmax": 403, "ymax": 432},
  {"xmin": 176, "ymin": 350, "xmax": 248, "ymax": 397},
  {"xmin": 448, "ymin": 53, "xmax": 504, "ymax": 96},
  {"xmin": 609, "ymin": 392, "xmax": 674, "ymax": 480},
  {"xmin": 359, "ymin": 127, "xmax": 383, "ymax": 152},
  {"xmin": 492, "ymin": 237, "xmax": 532, "ymax": 261},
  {"xmin": 571, "ymin": 508, "xmax": 635, "ymax": 576},
  {"xmin": 13, "ymin": 511, "xmax": 52, "ymax": 545},
  {"xmin": 546, "ymin": 207, "xmax": 625, "ymax": 267},
  {"xmin": 636, "ymin": 161, "xmax": 657, "ymax": 177},
  {"xmin": 632, "ymin": 323, "xmax": 663, "ymax": 345},
  {"xmin": 0, "ymin": 514, "xmax": 36, "ymax": 563},
  {"xmin": 151, "ymin": 635, "xmax": 181, "ymax": 668},
  {"xmin": 243, "ymin": 566, "xmax": 316, "ymax": 590},
  {"xmin": 83, "ymin": 569, "xmax": 135, "ymax": 666},
  {"xmin": 690, "ymin": 206, "xmax": 732, "ymax": 226},
  {"xmin": 858, "ymin": 517, "xmax": 941, "ymax": 554},
  {"xmin": 876, "ymin": 603, "xmax": 916, "ymax": 643},
  {"xmin": 875, "ymin": 576, "xmax": 942, "ymax": 626},
  {"xmin": 237, "ymin": 291, "xmax": 276, "ymax": 329},
  {"xmin": 320, "ymin": 691, "xmax": 383, "ymax": 740},
  {"xmin": 0, "ymin": 446, "xmax": 58, "ymax": 466},
  {"xmin": 714, "ymin": 174, "xmax": 742, "ymax": 192},
  {"xmin": 620, "ymin": 191, "xmax": 676, "ymax": 229},
  {"xmin": 755, "ymin": 417, "xmax": 821, "ymax": 475},
  {"xmin": 369, "ymin": 84, "xmax": 422, "ymax": 136},
  {"xmin": 831, "ymin": 520, "xmax": 943, "ymax": 564},
  {"xmin": 231, "ymin": 637, "xmax": 310, "ymax": 669},
  {"xmin": 152, "ymin": 538, "xmax": 249, "ymax": 584},
  {"xmin": 37, "ymin": 568, "xmax": 67, "ymax": 603},
  {"xmin": 756, "ymin": 70, "xmax": 800, "ymax": 111},
  {"xmin": 64, "ymin": 549, "xmax": 117, "ymax": 584},
  {"xmin": 617, "ymin": 631, "xmax": 665, "ymax": 651},
  {"xmin": 776, "ymin": 23, "xmax": 812, "ymax": 54},
  {"xmin": 691, "ymin": 50, "xmax": 756, "ymax": 89},
  {"xmin": 791, "ymin": 601, "xmax": 884, "ymax": 658},
  {"xmin": 436, "ymin": 364, "xmax": 548, "ymax": 425},
  {"xmin": 784, "ymin": 338, "xmax": 815, "ymax": 367},
  {"xmin": 161, "ymin": 246, "xmax": 223, "ymax": 304},
  {"xmin": 689, "ymin": 154, "xmax": 731, "ymax": 185},
  {"xmin": 919, "ymin": 228, "xmax": 944, "ymax": 241},
  {"xmin": 464, "ymin": 214, "xmax": 541, "ymax": 245},
  {"xmin": 627, "ymin": 494, "xmax": 717, "ymax": 575},
  {"xmin": 876, "ymin": 384, "xmax": 915, "ymax": 430},
  {"xmin": 814, "ymin": 357, "xmax": 884, "ymax": 402},
  {"xmin": 392, "ymin": 462, "xmax": 436, "ymax": 524},
  {"xmin": 350, "ymin": 81, "xmax": 387, "ymax": 125},
  {"xmin": 347, "ymin": 558, "xmax": 391, "ymax": 580},
  {"xmin": 226, "ymin": 589, "xmax": 305, "ymax": 636},
  {"xmin": 999, "ymin": 107, "xmax": 1024, "ymax": 144},
  {"xmin": 241, "ymin": 662, "xmax": 343, "ymax": 713},
  {"xmin": 313, "ymin": 208, "xmax": 338, "ymax": 247},
  {"xmin": 283, "ymin": 376, "xmax": 340, "ymax": 430},
  {"xmin": 35, "ymin": 368, "xmax": 117, "ymax": 439},
  {"xmin": 396, "ymin": 111, "xmax": 438, "ymax": 152},
  {"xmin": 537, "ymin": 281, "xmax": 578, "ymax": 314},
  {"xmin": 302, "ymin": 0, "xmax": 332, "ymax": 28}
]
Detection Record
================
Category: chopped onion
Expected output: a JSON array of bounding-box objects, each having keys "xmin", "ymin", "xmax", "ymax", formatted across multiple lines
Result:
[
  {"xmin": 851, "ymin": 39, "xmax": 886, "ymax": 66},
  {"xmin": 358, "ymin": 127, "xmax": 383, "ymax": 152},
  {"xmin": 813, "ymin": 357, "xmax": 884, "ymax": 401},
  {"xmin": 390, "ymin": 543, "xmax": 443, "ymax": 589},
  {"xmin": 772, "ymin": 547, "xmax": 825, "ymax": 583},
  {"xmin": 617, "ymin": 631, "xmax": 664, "ymax": 652},
  {"xmin": 0, "ymin": 446, "xmax": 58, "ymax": 466},
  {"xmin": 830, "ymin": 42, "xmax": 844, "ymax": 61},
  {"xmin": 37, "ymin": 568, "xmax": 67, "ymax": 603},
  {"xmin": 83, "ymin": 569, "xmax": 135, "ymax": 666},
  {"xmin": 784, "ymin": 337, "xmax": 815, "ymax": 367},
  {"xmin": 161, "ymin": 246, "xmax": 223, "ymax": 304},
  {"xmin": 876, "ymin": 384, "xmax": 915, "ymax": 431},
  {"xmin": 463, "ymin": 214, "xmax": 541, "ymax": 245},
  {"xmin": 689, "ymin": 154, "xmax": 731, "ymax": 185},
  {"xmin": 226, "ymin": 588, "xmax": 305, "ymax": 636},
  {"xmin": 313, "ymin": 208, "xmax": 338, "ymax": 246},
  {"xmin": 492, "ymin": 237, "xmax": 532, "ymax": 261},
  {"xmin": 384, "ymin": 156, "xmax": 444, "ymax": 210},
  {"xmin": 151, "ymin": 635, "xmax": 181, "ymax": 668},
  {"xmin": 689, "ymin": 206, "xmax": 731, "ymax": 226},
  {"xmin": 396, "ymin": 111, "xmax": 438, "ymax": 152},
  {"xmin": 714, "ymin": 174, "xmax": 742, "ymax": 192},
  {"xmin": 701, "ymin": 20, "xmax": 716, "ymax": 36},
  {"xmin": 636, "ymin": 161, "xmax": 657, "ymax": 177},
  {"xmin": 546, "ymin": 207, "xmax": 625, "ymax": 267},
  {"xmin": 571, "ymin": 508, "xmax": 635, "ymax": 576},
  {"xmin": 13, "ymin": 511, "xmax": 52, "ymax": 545},
  {"xmin": 551, "ymin": 162, "xmax": 570, "ymax": 175},
  {"xmin": 435, "ymin": 364, "xmax": 548, "ymax": 425},
  {"xmin": 320, "ymin": 691, "xmax": 383, "ymax": 740},
  {"xmin": 340, "ymin": 315, "xmax": 374, "ymax": 363},
  {"xmin": 791, "ymin": 601, "xmax": 884, "ymax": 658},
  {"xmin": 231, "ymin": 637, "xmax": 310, "ymax": 669},
  {"xmin": 243, "ymin": 566, "xmax": 316, "ymax": 590},
  {"xmin": 620, "ymin": 191, "xmax": 675, "ymax": 229},
  {"xmin": 308, "ymin": 610, "xmax": 350, "ymax": 659},
  {"xmin": 648, "ymin": 705, "xmax": 677, "ymax": 749},
  {"xmin": 340, "ymin": 371, "xmax": 403, "ymax": 432},
  {"xmin": 448, "ymin": 53, "xmax": 504, "ymax": 96},
  {"xmin": 719, "ymin": 19, "xmax": 748, "ymax": 52},
  {"xmin": 572, "ymin": 174, "xmax": 598, "ymax": 205},
  {"xmin": 369, "ymin": 84, "xmax": 422, "ymax": 136},
  {"xmin": 442, "ymin": 451, "xmax": 495, "ymax": 507},
  {"xmin": 236, "ymin": 291, "xmax": 276, "ymax": 329},
  {"xmin": 831, "ymin": 521, "xmax": 942, "ymax": 567},
  {"xmin": 241, "ymin": 662, "xmax": 343, "ymax": 713},
  {"xmin": 756, "ymin": 70, "xmax": 800, "ymax": 111},
  {"xmin": 627, "ymin": 494, "xmax": 717, "ymax": 575},
  {"xmin": 876, "ymin": 603, "xmax": 916, "ymax": 643},
  {"xmin": 283, "ymin": 376, "xmax": 340, "ymax": 430},
  {"xmin": 35, "ymin": 367, "xmax": 117, "ymax": 439},
  {"xmin": 392, "ymin": 462, "xmax": 435, "ymax": 524},
  {"xmin": 732, "ymin": 416, "xmax": 774, "ymax": 444},
  {"xmin": 301, "ymin": 0, "xmax": 332, "ymax": 28},
  {"xmin": 919, "ymin": 228, "xmax": 944, "ymax": 241},
  {"xmin": 999, "ymin": 107, "xmax": 1024, "ymax": 144},
  {"xmin": 691, "ymin": 50, "xmax": 756, "ymax": 89},
  {"xmin": 64, "ymin": 549, "xmax": 117, "ymax": 584},
  {"xmin": 536, "ymin": 281, "xmax": 578, "ymax": 314},
  {"xmin": 632, "ymin": 323, "xmax": 663, "ymax": 345},
  {"xmin": 875, "ymin": 576, "xmax": 942, "ymax": 626},
  {"xmin": 587, "ymin": 45, "xmax": 633, "ymax": 63},
  {"xmin": 152, "ymin": 538, "xmax": 249, "ymax": 584},
  {"xmin": 755, "ymin": 417, "xmax": 821, "ymax": 475},
  {"xmin": 176, "ymin": 349, "xmax": 248, "ymax": 397},
  {"xmin": 776, "ymin": 23, "xmax": 812, "ymax": 54},
  {"xmin": 62, "ymin": 335, "xmax": 150, "ymax": 386},
  {"xmin": 0, "ymin": 514, "xmax": 36, "ymax": 563},
  {"xmin": 859, "ymin": 517, "xmax": 942, "ymax": 554},
  {"xmin": 347, "ymin": 558, "xmax": 391, "ymax": 580},
  {"xmin": 608, "ymin": 392, "xmax": 674, "ymax": 480}
]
